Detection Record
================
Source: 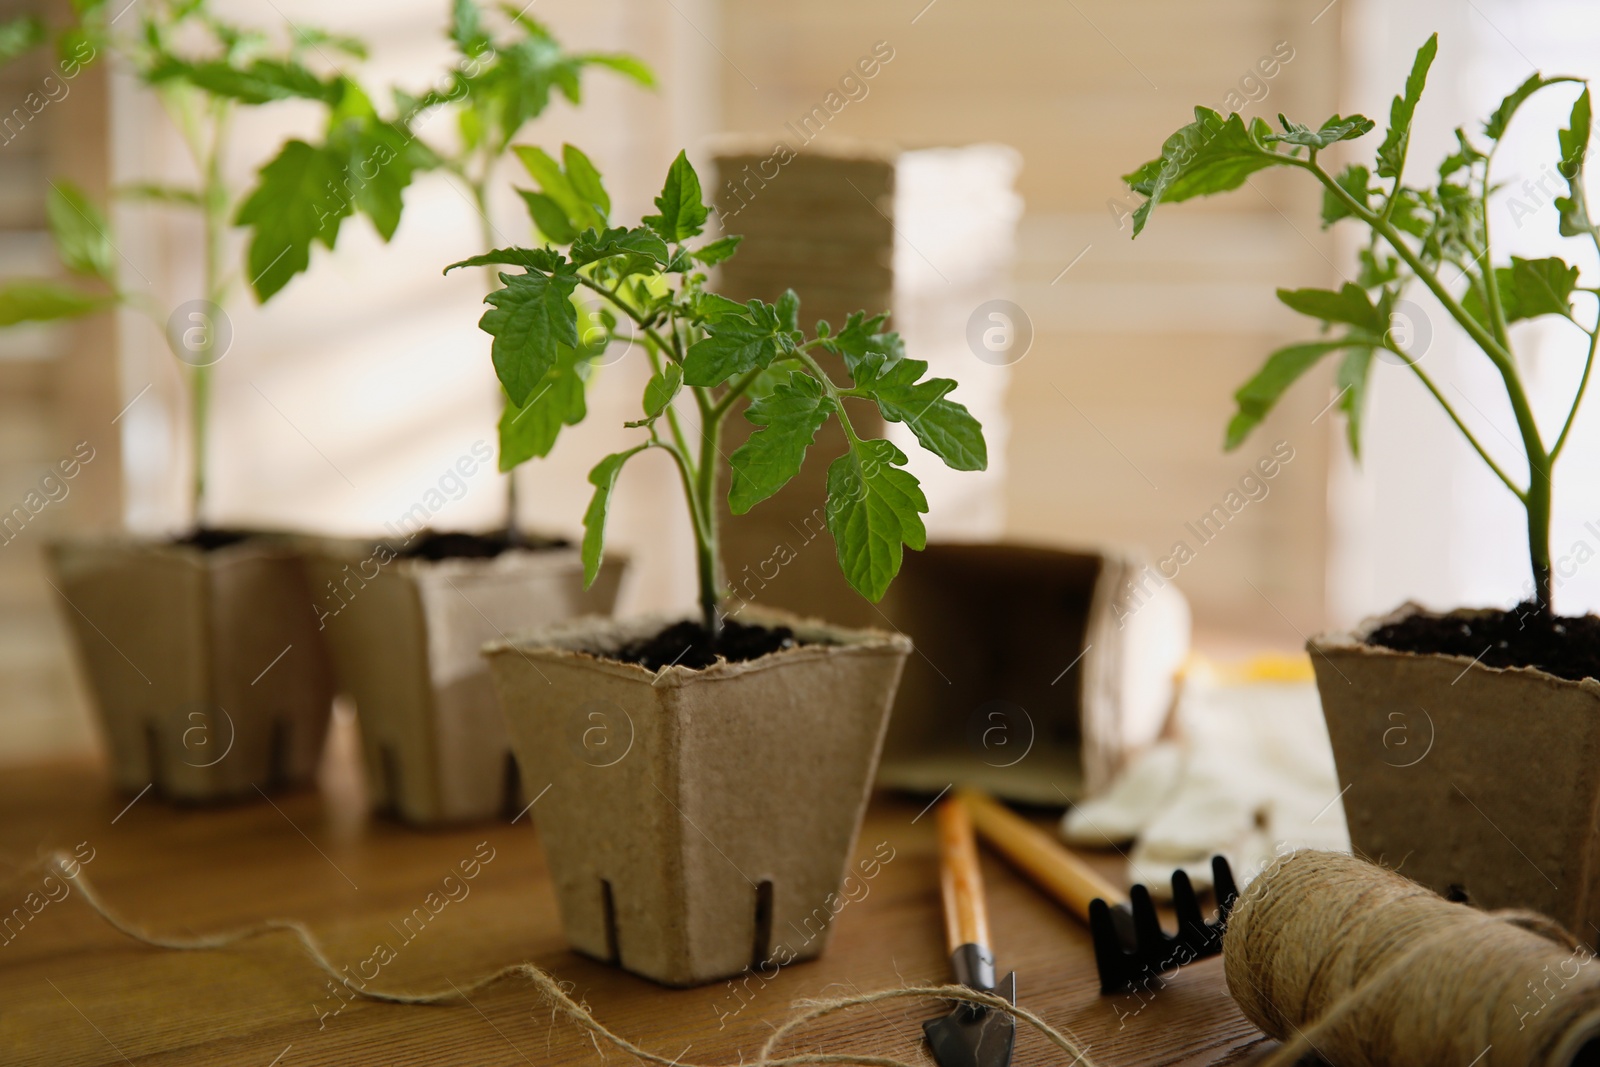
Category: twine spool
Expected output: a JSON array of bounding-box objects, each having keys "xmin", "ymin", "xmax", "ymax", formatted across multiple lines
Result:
[{"xmin": 1224, "ymin": 850, "xmax": 1600, "ymax": 1067}]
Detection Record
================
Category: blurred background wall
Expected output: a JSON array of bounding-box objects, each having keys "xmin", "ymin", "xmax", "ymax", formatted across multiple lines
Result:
[{"xmin": 4, "ymin": 0, "xmax": 1597, "ymax": 760}]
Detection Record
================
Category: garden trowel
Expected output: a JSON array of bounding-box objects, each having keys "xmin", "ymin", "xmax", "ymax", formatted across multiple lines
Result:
[{"xmin": 923, "ymin": 796, "xmax": 1016, "ymax": 1067}]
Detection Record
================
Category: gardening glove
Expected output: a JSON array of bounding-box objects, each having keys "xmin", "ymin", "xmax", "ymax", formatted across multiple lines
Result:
[{"xmin": 1061, "ymin": 654, "xmax": 1349, "ymax": 898}]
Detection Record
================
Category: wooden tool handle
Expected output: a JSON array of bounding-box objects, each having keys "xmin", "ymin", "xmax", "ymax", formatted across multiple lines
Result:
[
  {"xmin": 935, "ymin": 795, "xmax": 990, "ymax": 952},
  {"xmin": 959, "ymin": 787, "xmax": 1128, "ymax": 921}
]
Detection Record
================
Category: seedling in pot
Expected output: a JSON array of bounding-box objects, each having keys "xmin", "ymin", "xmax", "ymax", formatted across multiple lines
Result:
[
  {"xmin": 0, "ymin": 1, "xmax": 385, "ymax": 528},
  {"xmin": 1126, "ymin": 34, "xmax": 1600, "ymax": 670},
  {"xmin": 236, "ymin": 0, "xmax": 653, "ymax": 547},
  {"xmin": 448, "ymin": 149, "xmax": 988, "ymax": 652}
]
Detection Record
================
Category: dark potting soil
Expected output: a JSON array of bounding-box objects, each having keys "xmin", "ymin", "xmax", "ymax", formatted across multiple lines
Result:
[
  {"xmin": 397, "ymin": 529, "xmax": 568, "ymax": 561},
  {"xmin": 611, "ymin": 619, "xmax": 801, "ymax": 672},
  {"xmin": 172, "ymin": 528, "xmax": 256, "ymax": 551},
  {"xmin": 1366, "ymin": 604, "xmax": 1600, "ymax": 682}
]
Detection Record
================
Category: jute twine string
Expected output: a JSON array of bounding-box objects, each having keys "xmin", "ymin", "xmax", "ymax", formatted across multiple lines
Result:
[
  {"xmin": 1225, "ymin": 849, "xmax": 1600, "ymax": 1067},
  {"xmin": 29, "ymin": 852, "xmax": 1098, "ymax": 1067}
]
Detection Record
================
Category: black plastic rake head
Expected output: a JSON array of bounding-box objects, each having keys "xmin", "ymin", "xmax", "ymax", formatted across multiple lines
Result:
[{"xmin": 1087, "ymin": 855, "xmax": 1239, "ymax": 995}]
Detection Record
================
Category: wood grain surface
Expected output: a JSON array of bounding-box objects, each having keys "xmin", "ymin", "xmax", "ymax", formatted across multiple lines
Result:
[{"xmin": 0, "ymin": 728, "xmax": 1274, "ymax": 1066}]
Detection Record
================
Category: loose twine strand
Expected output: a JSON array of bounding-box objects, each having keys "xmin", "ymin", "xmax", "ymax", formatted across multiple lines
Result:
[
  {"xmin": 1225, "ymin": 849, "xmax": 1600, "ymax": 1067},
  {"xmin": 29, "ymin": 852, "xmax": 1098, "ymax": 1067}
]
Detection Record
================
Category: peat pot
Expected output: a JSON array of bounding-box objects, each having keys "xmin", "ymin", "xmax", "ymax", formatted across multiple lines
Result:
[
  {"xmin": 1310, "ymin": 603, "xmax": 1600, "ymax": 938},
  {"xmin": 306, "ymin": 536, "xmax": 625, "ymax": 825},
  {"xmin": 484, "ymin": 610, "xmax": 912, "ymax": 987},
  {"xmin": 48, "ymin": 533, "xmax": 336, "ymax": 801}
]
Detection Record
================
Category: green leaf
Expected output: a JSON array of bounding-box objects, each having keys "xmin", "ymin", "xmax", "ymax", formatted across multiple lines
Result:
[
  {"xmin": 728, "ymin": 372, "xmax": 831, "ymax": 513},
  {"xmin": 519, "ymin": 190, "xmax": 579, "ymax": 244},
  {"xmin": 855, "ymin": 357, "xmax": 986, "ymax": 471},
  {"xmin": 1335, "ymin": 346, "xmax": 1376, "ymax": 460},
  {"xmin": 1464, "ymin": 256, "xmax": 1581, "ymax": 324},
  {"xmin": 116, "ymin": 182, "xmax": 204, "ymax": 207},
  {"xmin": 1485, "ymin": 73, "xmax": 1583, "ymax": 142},
  {"xmin": 235, "ymin": 140, "xmax": 349, "ymax": 301},
  {"xmin": 1126, "ymin": 109, "xmax": 1286, "ymax": 236},
  {"xmin": 330, "ymin": 118, "xmax": 423, "ymax": 242},
  {"xmin": 825, "ymin": 439, "xmax": 928, "ymax": 602},
  {"xmin": 820, "ymin": 310, "xmax": 904, "ymax": 376},
  {"xmin": 642, "ymin": 150, "xmax": 708, "ymax": 242},
  {"xmin": 1225, "ymin": 340, "xmax": 1358, "ymax": 450},
  {"xmin": 0, "ymin": 280, "xmax": 109, "ymax": 326},
  {"xmin": 451, "ymin": 0, "xmax": 490, "ymax": 54},
  {"xmin": 47, "ymin": 182, "xmax": 114, "ymax": 281},
  {"xmin": 569, "ymin": 225, "xmax": 669, "ymax": 267},
  {"xmin": 642, "ymin": 363, "xmax": 683, "ymax": 418},
  {"xmin": 682, "ymin": 299, "xmax": 789, "ymax": 386},
  {"xmin": 691, "ymin": 235, "xmax": 742, "ymax": 266},
  {"xmin": 775, "ymin": 289, "xmax": 801, "ymax": 333},
  {"xmin": 1276, "ymin": 283, "xmax": 1383, "ymax": 332},
  {"xmin": 291, "ymin": 25, "xmax": 369, "ymax": 60},
  {"xmin": 689, "ymin": 291, "xmax": 751, "ymax": 321},
  {"xmin": 148, "ymin": 57, "xmax": 339, "ymax": 105},
  {"xmin": 1269, "ymin": 113, "xmax": 1374, "ymax": 149},
  {"xmin": 1375, "ymin": 34, "xmax": 1437, "ymax": 179},
  {"xmin": 1439, "ymin": 127, "xmax": 1486, "ymax": 178},
  {"xmin": 1558, "ymin": 88, "xmax": 1593, "ymax": 237},
  {"xmin": 582, "ymin": 53, "xmax": 656, "ymax": 88},
  {"xmin": 445, "ymin": 246, "xmax": 567, "ymax": 274},
  {"xmin": 515, "ymin": 145, "xmax": 606, "ymax": 231},
  {"xmin": 498, "ymin": 345, "xmax": 589, "ymax": 470},
  {"xmin": 0, "ymin": 15, "xmax": 46, "ymax": 65},
  {"xmin": 479, "ymin": 270, "xmax": 580, "ymax": 404},
  {"xmin": 581, "ymin": 446, "xmax": 647, "ymax": 587},
  {"xmin": 1356, "ymin": 248, "xmax": 1399, "ymax": 288},
  {"xmin": 562, "ymin": 143, "xmax": 610, "ymax": 219},
  {"xmin": 1321, "ymin": 164, "xmax": 1372, "ymax": 225}
]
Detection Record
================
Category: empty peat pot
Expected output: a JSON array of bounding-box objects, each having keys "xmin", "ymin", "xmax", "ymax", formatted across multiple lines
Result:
[
  {"xmin": 1310, "ymin": 602, "xmax": 1600, "ymax": 940},
  {"xmin": 485, "ymin": 609, "xmax": 911, "ymax": 987},
  {"xmin": 306, "ymin": 532, "xmax": 625, "ymax": 825},
  {"xmin": 48, "ymin": 532, "xmax": 336, "ymax": 802}
]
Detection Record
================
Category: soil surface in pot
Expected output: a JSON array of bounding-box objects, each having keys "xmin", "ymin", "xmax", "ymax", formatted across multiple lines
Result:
[
  {"xmin": 173, "ymin": 528, "xmax": 258, "ymax": 551},
  {"xmin": 1366, "ymin": 605, "xmax": 1600, "ymax": 682},
  {"xmin": 398, "ymin": 530, "xmax": 568, "ymax": 561},
  {"xmin": 612, "ymin": 619, "xmax": 801, "ymax": 671}
]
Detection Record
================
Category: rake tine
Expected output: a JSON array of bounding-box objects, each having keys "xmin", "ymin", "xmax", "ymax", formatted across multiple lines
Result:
[
  {"xmin": 1212, "ymin": 855, "xmax": 1240, "ymax": 919},
  {"xmin": 1170, "ymin": 868, "xmax": 1207, "ymax": 938},
  {"xmin": 1129, "ymin": 882, "xmax": 1165, "ymax": 959},
  {"xmin": 1089, "ymin": 897, "xmax": 1135, "ymax": 993}
]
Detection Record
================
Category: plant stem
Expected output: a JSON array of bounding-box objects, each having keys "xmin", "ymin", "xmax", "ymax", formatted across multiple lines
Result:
[
  {"xmin": 1528, "ymin": 451, "xmax": 1554, "ymax": 610},
  {"xmin": 192, "ymin": 102, "xmax": 231, "ymax": 529},
  {"xmin": 692, "ymin": 383, "xmax": 723, "ymax": 636},
  {"xmin": 1305, "ymin": 156, "xmax": 1556, "ymax": 614}
]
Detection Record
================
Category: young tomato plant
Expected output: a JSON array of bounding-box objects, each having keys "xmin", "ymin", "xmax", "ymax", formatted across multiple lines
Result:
[
  {"xmin": 235, "ymin": 1, "xmax": 652, "ymax": 540},
  {"xmin": 447, "ymin": 150, "xmax": 987, "ymax": 635},
  {"xmin": 0, "ymin": 0, "xmax": 376, "ymax": 521},
  {"xmin": 1126, "ymin": 33, "xmax": 1598, "ymax": 615}
]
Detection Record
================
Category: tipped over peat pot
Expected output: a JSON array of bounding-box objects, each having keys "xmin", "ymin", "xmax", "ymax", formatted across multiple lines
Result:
[
  {"xmin": 47, "ymin": 531, "xmax": 336, "ymax": 801},
  {"xmin": 1310, "ymin": 602, "xmax": 1600, "ymax": 938},
  {"xmin": 305, "ymin": 531, "xmax": 625, "ymax": 825},
  {"xmin": 484, "ymin": 609, "xmax": 912, "ymax": 987}
]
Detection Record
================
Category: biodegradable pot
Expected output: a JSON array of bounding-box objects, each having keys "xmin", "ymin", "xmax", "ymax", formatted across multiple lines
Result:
[
  {"xmin": 484, "ymin": 609, "xmax": 912, "ymax": 987},
  {"xmin": 305, "ymin": 538, "xmax": 625, "ymax": 825},
  {"xmin": 873, "ymin": 543, "xmax": 1190, "ymax": 804},
  {"xmin": 1310, "ymin": 602, "xmax": 1600, "ymax": 938},
  {"xmin": 48, "ymin": 534, "xmax": 336, "ymax": 801}
]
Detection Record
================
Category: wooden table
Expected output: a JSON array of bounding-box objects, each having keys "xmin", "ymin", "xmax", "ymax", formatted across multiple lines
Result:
[{"xmin": 0, "ymin": 728, "xmax": 1271, "ymax": 1066}]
